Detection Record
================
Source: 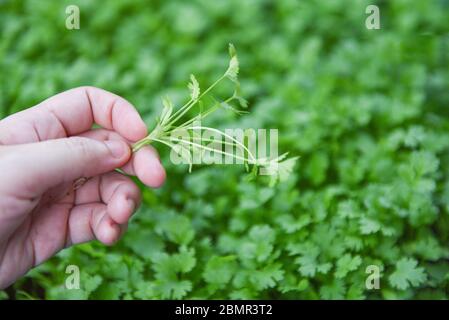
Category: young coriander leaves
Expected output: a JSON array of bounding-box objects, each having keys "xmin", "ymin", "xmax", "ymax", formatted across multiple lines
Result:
[{"xmin": 132, "ymin": 44, "xmax": 298, "ymax": 185}]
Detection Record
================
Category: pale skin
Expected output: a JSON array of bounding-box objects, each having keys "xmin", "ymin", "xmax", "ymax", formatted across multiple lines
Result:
[{"xmin": 0, "ymin": 87, "xmax": 166, "ymax": 289}]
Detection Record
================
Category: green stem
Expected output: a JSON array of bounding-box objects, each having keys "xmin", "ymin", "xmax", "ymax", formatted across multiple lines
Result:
[
  {"xmin": 188, "ymin": 136, "xmax": 243, "ymax": 148},
  {"xmin": 172, "ymin": 95, "xmax": 235, "ymax": 130},
  {"xmin": 165, "ymin": 75, "xmax": 226, "ymax": 128},
  {"xmin": 151, "ymin": 137, "xmax": 179, "ymax": 150},
  {"xmin": 163, "ymin": 137, "xmax": 253, "ymax": 163},
  {"xmin": 186, "ymin": 126, "xmax": 257, "ymax": 162},
  {"xmin": 132, "ymin": 138, "xmax": 150, "ymax": 152},
  {"xmin": 167, "ymin": 98, "xmax": 194, "ymax": 126}
]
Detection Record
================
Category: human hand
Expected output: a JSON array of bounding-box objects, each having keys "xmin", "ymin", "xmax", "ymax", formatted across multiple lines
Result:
[{"xmin": 0, "ymin": 87, "xmax": 166, "ymax": 289}]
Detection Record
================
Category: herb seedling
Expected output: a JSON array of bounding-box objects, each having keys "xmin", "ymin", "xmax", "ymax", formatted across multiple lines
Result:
[{"xmin": 132, "ymin": 44, "xmax": 298, "ymax": 185}]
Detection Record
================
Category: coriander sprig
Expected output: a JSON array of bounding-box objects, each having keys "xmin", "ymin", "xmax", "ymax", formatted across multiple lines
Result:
[{"xmin": 132, "ymin": 44, "xmax": 298, "ymax": 185}]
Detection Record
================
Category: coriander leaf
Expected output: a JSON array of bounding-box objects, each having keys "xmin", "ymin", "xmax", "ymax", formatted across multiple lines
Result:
[
  {"xmin": 188, "ymin": 74, "xmax": 200, "ymax": 100},
  {"xmin": 335, "ymin": 254, "xmax": 362, "ymax": 278},
  {"xmin": 389, "ymin": 258, "xmax": 427, "ymax": 290}
]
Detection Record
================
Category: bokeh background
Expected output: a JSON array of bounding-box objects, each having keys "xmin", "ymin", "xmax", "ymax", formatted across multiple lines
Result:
[{"xmin": 1, "ymin": 0, "xmax": 449, "ymax": 299}]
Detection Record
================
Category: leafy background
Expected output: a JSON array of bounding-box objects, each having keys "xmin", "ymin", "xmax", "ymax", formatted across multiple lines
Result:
[{"xmin": 1, "ymin": 0, "xmax": 449, "ymax": 299}]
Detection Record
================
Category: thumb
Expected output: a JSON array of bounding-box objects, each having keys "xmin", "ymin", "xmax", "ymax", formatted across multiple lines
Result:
[{"xmin": 1, "ymin": 137, "xmax": 130, "ymax": 198}]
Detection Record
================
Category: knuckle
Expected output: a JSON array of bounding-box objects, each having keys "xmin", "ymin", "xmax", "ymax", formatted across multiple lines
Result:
[{"xmin": 65, "ymin": 136, "xmax": 96, "ymax": 159}]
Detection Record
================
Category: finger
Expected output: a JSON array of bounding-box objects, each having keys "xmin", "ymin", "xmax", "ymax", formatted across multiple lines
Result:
[
  {"xmin": 103, "ymin": 174, "xmax": 141, "ymax": 225},
  {"xmin": 67, "ymin": 203, "xmax": 125, "ymax": 246},
  {"xmin": 131, "ymin": 146, "xmax": 166, "ymax": 188},
  {"xmin": 92, "ymin": 206, "xmax": 124, "ymax": 246},
  {"xmin": 0, "ymin": 86, "xmax": 147, "ymax": 144},
  {"xmin": 0, "ymin": 136, "xmax": 130, "ymax": 205},
  {"xmin": 74, "ymin": 172, "xmax": 141, "ymax": 225},
  {"xmin": 78, "ymin": 128, "xmax": 166, "ymax": 187}
]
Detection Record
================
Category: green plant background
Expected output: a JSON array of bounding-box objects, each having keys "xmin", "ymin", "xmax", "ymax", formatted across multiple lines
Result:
[{"xmin": 1, "ymin": 0, "xmax": 449, "ymax": 299}]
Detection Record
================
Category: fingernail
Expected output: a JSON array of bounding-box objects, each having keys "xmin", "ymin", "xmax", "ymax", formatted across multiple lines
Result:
[{"xmin": 105, "ymin": 140, "xmax": 128, "ymax": 158}]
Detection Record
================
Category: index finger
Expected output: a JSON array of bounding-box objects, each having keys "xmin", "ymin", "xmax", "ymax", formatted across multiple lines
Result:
[{"xmin": 0, "ymin": 86, "xmax": 148, "ymax": 144}]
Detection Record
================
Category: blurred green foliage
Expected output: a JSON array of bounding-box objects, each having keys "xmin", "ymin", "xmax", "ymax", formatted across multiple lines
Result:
[{"xmin": 1, "ymin": 0, "xmax": 449, "ymax": 299}]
